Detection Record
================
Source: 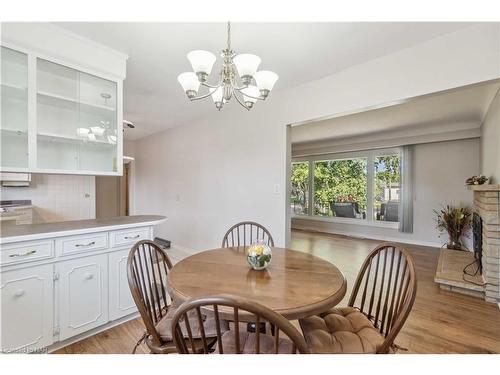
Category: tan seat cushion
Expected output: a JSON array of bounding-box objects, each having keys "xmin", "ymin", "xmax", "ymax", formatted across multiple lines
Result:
[
  {"xmin": 214, "ymin": 331, "xmax": 295, "ymax": 354},
  {"xmin": 156, "ymin": 306, "xmax": 228, "ymax": 342},
  {"xmin": 299, "ymin": 307, "xmax": 387, "ymax": 354}
]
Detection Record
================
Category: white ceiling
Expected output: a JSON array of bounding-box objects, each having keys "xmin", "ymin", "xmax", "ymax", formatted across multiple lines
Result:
[
  {"xmin": 55, "ymin": 22, "xmax": 475, "ymax": 140},
  {"xmin": 291, "ymin": 80, "xmax": 500, "ymax": 144}
]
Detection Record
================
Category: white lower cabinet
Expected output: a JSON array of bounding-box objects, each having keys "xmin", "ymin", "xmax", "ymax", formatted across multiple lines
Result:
[
  {"xmin": 108, "ymin": 249, "xmax": 137, "ymax": 320},
  {"xmin": 57, "ymin": 254, "xmax": 109, "ymax": 340},
  {"xmin": 0, "ymin": 222, "xmax": 159, "ymax": 352},
  {"xmin": 0, "ymin": 264, "xmax": 54, "ymax": 352}
]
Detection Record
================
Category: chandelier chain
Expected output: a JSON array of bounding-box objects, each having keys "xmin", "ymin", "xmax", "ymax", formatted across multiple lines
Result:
[{"xmin": 227, "ymin": 21, "xmax": 231, "ymax": 51}]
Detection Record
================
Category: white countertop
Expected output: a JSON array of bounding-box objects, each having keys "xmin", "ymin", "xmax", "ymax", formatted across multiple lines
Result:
[{"xmin": 0, "ymin": 215, "xmax": 167, "ymax": 244}]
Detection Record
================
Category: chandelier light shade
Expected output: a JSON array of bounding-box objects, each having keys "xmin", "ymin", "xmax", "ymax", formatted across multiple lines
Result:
[
  {"xmin": 233, "ymin": 54, "xmax": 261, "ymax": 83},
  {"xmin": 178, "ymin": 22, "xmax": 278, "ymax": 111},
  {"xmin": 241, "ymin": 85, "xmax": 260, "ymax": 108},
  {"xmin": 254, "ymin": 70, "xmax": 279, "ymax": 97},
  {"xmin": 177, "ymin": 72, "xmax": 201, "ymax": 98},
  {"xmin": 211, "ymin": 86, "xmax": 224, "ymax": 110},
  {"xmin": 187, "ymin": 50, "xmax": 217, "ymax": 76}
]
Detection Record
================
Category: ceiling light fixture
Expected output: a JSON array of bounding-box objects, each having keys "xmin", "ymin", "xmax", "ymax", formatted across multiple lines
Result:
[{"xmin": 177, "ymin": 22, "xmax": 279, "ymax": 111}]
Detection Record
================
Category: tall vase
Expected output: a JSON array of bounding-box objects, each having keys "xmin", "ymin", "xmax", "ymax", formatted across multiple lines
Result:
[{"xmin": 447, "ymin": 232, "xmax": 462, "ymax": 250}]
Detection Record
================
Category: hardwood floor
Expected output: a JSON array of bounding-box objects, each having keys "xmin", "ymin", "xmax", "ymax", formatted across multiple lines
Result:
[{"xmin": 55, "ymin": 230, "xmax": 500, "ymax": 354}]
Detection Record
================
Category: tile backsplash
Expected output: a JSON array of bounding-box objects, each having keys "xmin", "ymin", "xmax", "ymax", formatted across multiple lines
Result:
[{"xmin": 0, "ymin": 174, "xmax": 95, "ymax": 223}]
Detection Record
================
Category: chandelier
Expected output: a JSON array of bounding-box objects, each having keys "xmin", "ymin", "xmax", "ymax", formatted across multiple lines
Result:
[{"xmin": 177, "ymin": 22, "xmax": 279, "ymax": 111}]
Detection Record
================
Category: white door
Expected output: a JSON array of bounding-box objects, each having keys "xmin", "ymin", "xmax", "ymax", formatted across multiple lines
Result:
[
  {"xmin": 0, "ymin": 264, "xmax": 54, "ymax": 352},
  {"xmin": 108, "ymin": 249, "xmax": 137, "ymax": 320},
  {"xmin": 57, "ymin": 254, "xmax": 108, "ymax": 340}
]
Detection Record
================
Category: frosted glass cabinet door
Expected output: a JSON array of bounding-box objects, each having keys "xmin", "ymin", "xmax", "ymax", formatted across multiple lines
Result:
[
  {"xmin": 36, "ymin": 58, "xmax": 118, "ymax": 173},
  {"xmin": 0, "ymin": 47, "xmax": 29, "ymax": 170}
]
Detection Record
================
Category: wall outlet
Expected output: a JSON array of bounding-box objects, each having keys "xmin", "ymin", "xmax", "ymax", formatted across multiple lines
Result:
[{"xmin": 274, "ymin": 184, "xmax": 280, "ymax": 194}]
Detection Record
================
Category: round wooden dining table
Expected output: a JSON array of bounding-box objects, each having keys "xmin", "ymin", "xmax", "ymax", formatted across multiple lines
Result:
[{"xmin": 167, "ymin": 247, "xmax": 347, "ymax": 320}]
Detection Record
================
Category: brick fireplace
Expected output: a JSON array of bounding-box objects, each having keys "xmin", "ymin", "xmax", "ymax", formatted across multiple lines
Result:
[
  {"xmin": 471, "ymin": 184, "xmax": 500, "ymax": 304},
  {"xmin": 434, "ymin": 184, "xmax": 500, "ymax": 305}
]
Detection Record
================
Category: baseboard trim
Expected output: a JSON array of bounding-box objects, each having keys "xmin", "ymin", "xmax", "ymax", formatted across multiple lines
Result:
[{"xmin": 292, "ymin": 226, "xmax": 443, "ymax": 249}]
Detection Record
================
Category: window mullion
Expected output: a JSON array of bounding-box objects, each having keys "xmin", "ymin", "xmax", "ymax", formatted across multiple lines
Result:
[
  {"xmin": 366, "ymin": 153, "xmax": 374, "ymax": 222},
  {"xmin": 308, "ymin": 159, "xmax": 314, "ymax": 216}
]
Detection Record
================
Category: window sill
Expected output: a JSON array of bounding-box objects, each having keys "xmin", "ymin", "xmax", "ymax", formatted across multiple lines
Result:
[{"xmin": 291, "ymin": 214, "xmax": 399, "ymax": 229}]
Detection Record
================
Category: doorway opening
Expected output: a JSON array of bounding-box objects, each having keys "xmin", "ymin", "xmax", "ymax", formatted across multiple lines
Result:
[{"xmin": 95, "ymin": 158, "xmax": 133, "ymax": 218}]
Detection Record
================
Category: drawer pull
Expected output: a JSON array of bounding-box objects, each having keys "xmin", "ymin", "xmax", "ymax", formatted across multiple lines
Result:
[
  {"xmin": 75, "ymin": 241, "xmax": 96, "ymax": 247},
  {"xmin": 84, "ymin": 273, "xmax": 94, "ymax": 280},
  {"xmin": 14, "ymin": 289, "xmax": 26, "ymax": 298},
  {"xmin": 124, "ymin": 235, "xmax": 140, "ymax": 240},
  {"xmin": 9, "ymin": 250, "xmax": 37, "ymax": 258}
]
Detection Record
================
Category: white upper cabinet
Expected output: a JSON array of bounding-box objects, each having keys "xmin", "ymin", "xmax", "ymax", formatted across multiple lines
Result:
[
  {"xmin": 1, "ymin": 46, "xmax": 29, "ymax": 170},
  {"xmin": 36, "ymin": 59, "xmax": 119, "ymax": 173},
  {"xmin": 0, "ymin": 23, "xmax": 127, "ymax": 176}
]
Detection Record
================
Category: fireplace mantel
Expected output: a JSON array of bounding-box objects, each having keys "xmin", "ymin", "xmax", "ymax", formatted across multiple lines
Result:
[{"xmin": 467, "ymin": 184, "xmax": 500, "ymax": 191}]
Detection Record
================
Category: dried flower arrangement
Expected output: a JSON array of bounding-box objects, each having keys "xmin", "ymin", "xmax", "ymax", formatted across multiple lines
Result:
[
  {"xmin": 434, "ymin": 205, "xmax": 472, "ymax": 250},
  {"xmin": 465, "ymin": 175, "xmax": 488, "ymax": 185}
]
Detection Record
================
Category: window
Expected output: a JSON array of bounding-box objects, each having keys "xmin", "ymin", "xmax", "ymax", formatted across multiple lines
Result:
[
  {"xmin": 290, "ymin": 162, "xmax": 310, "ymax": 215},
  {"xmin": 291, "ymin": 149, "xmax": 402, "ymax": 226},
  {"xmin": 374, "ymin": 154, "xmax": 401, "ymax": 222},
  {"xmin": 314, "ymin": 158, "xmax": 367, "ymax": 219}
]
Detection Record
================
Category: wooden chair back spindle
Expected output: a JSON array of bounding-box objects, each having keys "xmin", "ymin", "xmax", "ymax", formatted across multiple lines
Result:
[
  {"xmin": 221, "ymin": 221, "xmax": 275, "ymax": 248},
  {"xmin": 171, "ymin": 294, "xmax": 309, "ymax": 354},
  {"xmin": 348, "ymin": 242, "xmax": 417, "ymax": 353},
  {"xmin": 127, "ymin": 240, "xmax": 174, "ymax": 347}
]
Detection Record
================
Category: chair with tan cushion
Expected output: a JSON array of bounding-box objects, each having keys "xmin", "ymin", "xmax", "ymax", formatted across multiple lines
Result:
[
  {"xmin": 171, "ymin": 294, "xmax": 310, "ymax": 354},
  {"xmin": 127, "ymin": 240, "xmax": 226, "ymax": 353},
  {"xmin": 299, "ymin": 243, "xmax": 417, "ymax": 354}
]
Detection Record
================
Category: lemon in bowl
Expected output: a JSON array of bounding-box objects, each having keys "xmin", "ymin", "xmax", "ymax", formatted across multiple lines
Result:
[{"xmin": 246, "ymin": 241, "xmax": 272, "ymax": 270}]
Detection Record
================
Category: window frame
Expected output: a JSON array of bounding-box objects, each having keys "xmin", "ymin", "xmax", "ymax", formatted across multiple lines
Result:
[
  {"xmin": 291, "ymin": 147, "xmax": 401, "ymax": 229},
  {"xmin": 290, "ymin": 160, "xmax": 311, "ymax": 216}
]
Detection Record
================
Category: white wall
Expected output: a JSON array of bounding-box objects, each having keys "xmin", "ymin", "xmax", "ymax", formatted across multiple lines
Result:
[
  {"xmin": 292, "ymin": 138, "xmax": 480, "ymax": 248},
  {"xmin": 132, "ymin": 24, "xmax": 500, "ymax": 251},
  {"xmin": 481, "ymin": 88, "xmax": 500, "ymax": 183},
  {"xmin": 0, "ymin": 174, "xmax": 95, "ymax": 223}
]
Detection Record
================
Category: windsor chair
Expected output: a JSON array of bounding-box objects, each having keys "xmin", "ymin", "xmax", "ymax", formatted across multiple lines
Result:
[
  {"xmin": 299, "ymin": 242, "xmax": 417, "ymax": 353},
  {"xmin": 171, "ymin": 294, "xmax": 310, "ymax": 354},
  {"xmin": 127, "ymin": 240, "xmax": 225, "ymax": 353},
  {"xmin": 221, "ymin": 221, "xmax": 274, "ymax": 248}
]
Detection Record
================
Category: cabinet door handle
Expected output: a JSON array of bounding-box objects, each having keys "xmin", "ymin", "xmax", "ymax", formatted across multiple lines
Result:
[
  {"xmin": 84, "ymin": 272, "xmax": 94, "ymax": 280},
  {"xmin": 9, "ymin": 250, "xmax": 37, "ymax": 257},
  {"xmin": 124, "ymin": 235, "xmax": 140, "ymax": 239},
  {"xmin": 75, "ymin": 241, "xmax": 96, "ymax": 247},
  {"xmin": 14, "ymin": 289, "xmax": 26, "ymax": 297}
]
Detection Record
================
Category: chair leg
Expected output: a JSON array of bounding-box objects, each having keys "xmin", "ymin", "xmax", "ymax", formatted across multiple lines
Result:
[
  {"xmin": 269, "ymin": 323, "xmax": 275, "ymax": 336},
  {"xmin": 132, "ymin": 332, "xmax": 148, "ymax": 354}
]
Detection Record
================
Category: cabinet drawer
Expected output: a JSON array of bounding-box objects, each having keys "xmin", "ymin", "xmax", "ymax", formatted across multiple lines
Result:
[
  {"xmin": 1, "ymin": 240, "xmax": 54, "ymax": 266},
  {"xmin": 56, "ymin": 233, "xmax": 109, "ymax": 257},
  {"xmin": 110, "ymin": 227, "xmax": 150, "ymax": 247}
]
